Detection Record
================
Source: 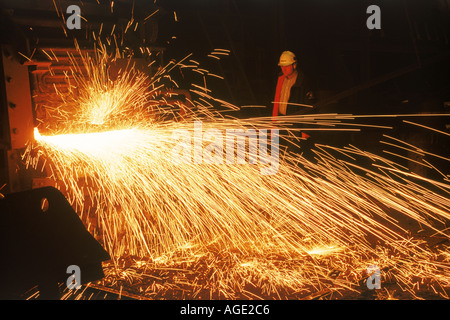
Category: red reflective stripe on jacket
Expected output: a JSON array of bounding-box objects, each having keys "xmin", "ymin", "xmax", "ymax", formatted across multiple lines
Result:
[{"xmin": 272, "ymin": 74, "xmax": 285, "ymax": 119}]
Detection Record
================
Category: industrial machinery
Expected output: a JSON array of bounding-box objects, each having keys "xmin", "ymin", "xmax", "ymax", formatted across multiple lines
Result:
[
  {"xmin": 0, "ymin": 186, "xmax": 111, "ymax": 299},
  {"xmin": 0, "ymin": 0, "xmax": 164, "ymax": 299}
]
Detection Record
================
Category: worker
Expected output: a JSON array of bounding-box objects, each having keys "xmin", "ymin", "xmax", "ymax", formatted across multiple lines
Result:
[
  {"xmin": 272, "ymin": 51, "xmax": 316, "ymax": 159},
  {"xmin": 272, "ymin": 50, "xmax": 315, "ymax": 119}
]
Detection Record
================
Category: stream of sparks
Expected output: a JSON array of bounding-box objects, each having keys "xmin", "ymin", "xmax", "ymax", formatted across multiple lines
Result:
[{"xmin": 24, "ymin": 43, "xmax": 450, "ymax": 300}]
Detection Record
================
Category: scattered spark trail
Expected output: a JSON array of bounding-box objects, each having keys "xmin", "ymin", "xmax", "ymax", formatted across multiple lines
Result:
[{"xmin": 23, "ymin": 40, "xmax": 450, "ymax": 299}]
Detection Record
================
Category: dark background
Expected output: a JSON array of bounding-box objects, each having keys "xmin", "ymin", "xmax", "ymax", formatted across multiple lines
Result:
[
  {"xmin": 2, "ymin": 0, "xmax": 449, "ymax": 114},
  {"xmin": 156, "ymin": 0, "xmax": 450, "ymax": 173},
  {"xmin": 156, "ymin": 0, "xmax": 450, "ymax": 115}
]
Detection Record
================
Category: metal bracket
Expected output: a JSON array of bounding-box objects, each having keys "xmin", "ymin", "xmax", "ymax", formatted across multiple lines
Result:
[{"xmin": 0, "ymin": 186, "xmax": 110, "ymax": 299}]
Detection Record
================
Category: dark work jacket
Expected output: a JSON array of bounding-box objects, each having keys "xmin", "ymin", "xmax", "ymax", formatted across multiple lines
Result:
[
  {"xmin": 272, "ymin": 70, "xmax": 317, "ymax": 149},
  {"xmin": 273, "ymin": 69, "xmax": 316, "ymax": 116}
]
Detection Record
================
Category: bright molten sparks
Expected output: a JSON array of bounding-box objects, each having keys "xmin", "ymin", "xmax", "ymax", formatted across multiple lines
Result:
[{"xmin": 25, "ymin": 45, "xmax": 450, "ymax": 300}]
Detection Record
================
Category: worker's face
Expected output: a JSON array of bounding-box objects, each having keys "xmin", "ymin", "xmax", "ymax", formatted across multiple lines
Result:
[{"xmin": 281, "ymin": 63, "xmax": 296, "ymax": 77}]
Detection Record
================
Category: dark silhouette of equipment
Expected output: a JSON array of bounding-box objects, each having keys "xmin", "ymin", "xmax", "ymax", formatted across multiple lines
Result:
[{"xmin": 0, "ymin": 186, "xmax": 110, "ymax": 299}]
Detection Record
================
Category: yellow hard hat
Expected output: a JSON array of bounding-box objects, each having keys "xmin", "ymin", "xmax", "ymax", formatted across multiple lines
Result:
[{"xmin": 278, "ymin": 51, "xmax": 297, "ymax": 66}]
